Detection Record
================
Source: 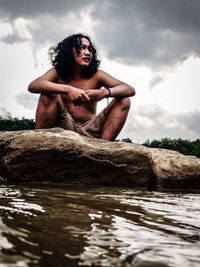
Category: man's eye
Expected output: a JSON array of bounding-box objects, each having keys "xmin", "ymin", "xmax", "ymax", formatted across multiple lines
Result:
[{"xmin": 89, "ymin": 47, "xmax": 94, "ymax": 53}]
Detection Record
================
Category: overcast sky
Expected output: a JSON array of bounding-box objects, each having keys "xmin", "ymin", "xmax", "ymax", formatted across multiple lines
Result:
[{"xmin": 0, "ymin": 0, "xmax": 200, "ymax": 143}]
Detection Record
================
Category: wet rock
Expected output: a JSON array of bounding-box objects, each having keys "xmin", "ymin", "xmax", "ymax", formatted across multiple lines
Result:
[{"xmin": 0, "ymin": 128, "xmax": 200, "ymax": 190}]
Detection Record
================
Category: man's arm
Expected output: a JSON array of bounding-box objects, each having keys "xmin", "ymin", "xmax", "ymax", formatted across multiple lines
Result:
[
  {"xmin": 28, "ymin": 68, "xmax": 90, "ymax": 104},
  {"xmin": 85, "ymin": 70, "xmax": 135, "ymax": 102},
  {"xmin": 28, "ymin": 68, "xmax": 68, "ymax": 94},
  {"xmin": 98, "ymin": 70, "xmax": 136, "ymax": 97}
]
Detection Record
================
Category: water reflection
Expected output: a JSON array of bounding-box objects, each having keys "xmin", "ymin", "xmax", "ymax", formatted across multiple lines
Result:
[{"xmin": 0, "ymin": 184, "xmax": 200, "ymax": 266}]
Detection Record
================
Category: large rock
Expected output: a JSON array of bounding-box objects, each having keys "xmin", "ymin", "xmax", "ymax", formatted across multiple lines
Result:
[
  {"xmin": 0, "ymin": 128, "xmax": 200, "ymax": 190},
  {"xmin": 150, "ymin": 148, "xmax": 200, "ymax": 189},
  {"xmin": 0, "ymin": 128, "xmax": 153, "ymax": 188}
]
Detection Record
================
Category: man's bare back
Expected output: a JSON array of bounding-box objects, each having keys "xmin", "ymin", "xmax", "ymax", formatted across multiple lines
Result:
[{"xmin": 28, "ymin": 34, "xmax": 135, "ymax": 141}]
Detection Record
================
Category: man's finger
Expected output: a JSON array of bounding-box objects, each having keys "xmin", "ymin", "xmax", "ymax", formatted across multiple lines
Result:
[{"xmin": 82, "ymin": 93, "xmax": 90, "ymax": 103}]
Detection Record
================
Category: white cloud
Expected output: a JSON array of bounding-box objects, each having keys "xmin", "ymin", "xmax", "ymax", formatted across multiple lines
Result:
[
  {"xmin": 119, "ymin": 104, "xmax": 200, "ymax": 143},
  {"xmin": 0, "ymin": 108, "xmax": 11, "ymax": 118},
  {"xmin": 16, "ymin": 92, "xmax": 38, "ymax": 110},
  {"xmin": 152, "ymin": 56, "xmax": 200, "ymax": 113},
  {"xmin": 0, "ymin": 21, "xmax": 13, "ymax": 37}
]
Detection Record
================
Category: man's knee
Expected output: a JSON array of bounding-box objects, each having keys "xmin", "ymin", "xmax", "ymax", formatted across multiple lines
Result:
[
  {"xmin": 39, "ymin": 93, "xmax": 61, "ymax": 107},
  {"xmin": 119, "ymin": 97, "xmax": 131, "ymax": 110}
]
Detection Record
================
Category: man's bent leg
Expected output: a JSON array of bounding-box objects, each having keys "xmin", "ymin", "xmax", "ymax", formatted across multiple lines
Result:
[
  {"xmin": 35, "ymin": 94, "xmax": 64, "ymax": 129},
  {"xmin": 100, "ymin": 97, "xmax": 131, "ymax": 141}
]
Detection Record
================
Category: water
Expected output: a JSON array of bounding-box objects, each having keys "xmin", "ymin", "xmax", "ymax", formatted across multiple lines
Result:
[{"xmin": 0, "ymin": 183, "xmax": 200, "ymax": 267}]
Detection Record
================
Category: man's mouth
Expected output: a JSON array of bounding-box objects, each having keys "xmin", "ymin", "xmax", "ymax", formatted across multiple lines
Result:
[{"xmin": 83, "ymin": 57, "xmax": 91, "ymax": 62}]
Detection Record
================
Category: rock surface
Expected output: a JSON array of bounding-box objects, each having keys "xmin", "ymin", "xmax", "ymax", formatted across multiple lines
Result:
[{"xmin": 0, "ymin": 128, "xmax": 200, "ymax": 190}]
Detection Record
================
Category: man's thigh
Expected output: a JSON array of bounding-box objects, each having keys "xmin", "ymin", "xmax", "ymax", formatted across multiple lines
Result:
[
  {"xmin": 56, "ymin": 107, "xmax": 77, "ymax": 131},
  {"xmin": 77, "ymin": 110, "xmax": 106, "ymax": 139}
]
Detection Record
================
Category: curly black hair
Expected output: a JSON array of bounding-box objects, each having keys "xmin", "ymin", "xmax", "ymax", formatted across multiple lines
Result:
[{"xmin": 48, "ymin": 34, "xmax": 100, "ymax": 82}]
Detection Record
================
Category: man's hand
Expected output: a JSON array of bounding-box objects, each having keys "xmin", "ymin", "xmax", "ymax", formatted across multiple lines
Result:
[
  {"xmin": 85, "ymin": 89, "xmax": 108, "ymax": 103},
  {"xmin": 67, "ymin": 87, "xmax": 90, "ymax": 106}
]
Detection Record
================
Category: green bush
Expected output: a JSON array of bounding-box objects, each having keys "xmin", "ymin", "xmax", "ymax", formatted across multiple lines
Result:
[
  {"xmin": 121, "ymin": 137, "xmax": 200, "ymax": 158},
  {"xmin": 0, "ymin": 116, "xmax": 35, "ymax": 131}
]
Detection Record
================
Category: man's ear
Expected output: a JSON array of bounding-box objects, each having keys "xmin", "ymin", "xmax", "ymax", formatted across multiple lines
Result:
[
  {"xmin": 73, "ymin": 47, "xmax": 79, "ymax": 56},
  {"xmin": 72, "ymin": 47, "xmax": 76, "ymax": 55}
]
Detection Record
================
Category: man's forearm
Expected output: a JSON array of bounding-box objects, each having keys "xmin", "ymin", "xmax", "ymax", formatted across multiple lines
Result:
[
  {"xmin": 29, "ymin": 79, "xmax": 90, "ymax": 105},
  {"xmin": 106, "ymin": 84, "xmax": 135, "ymax": 98},
  {"xmin": 28, "ymin": 79, "xmax": 71, "ymax": 94}
]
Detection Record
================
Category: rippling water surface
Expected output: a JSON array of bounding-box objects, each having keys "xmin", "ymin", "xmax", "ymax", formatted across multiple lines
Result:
[{"xmin": 0, "ymin": 183, "xmax": 200, "ymax": 267}]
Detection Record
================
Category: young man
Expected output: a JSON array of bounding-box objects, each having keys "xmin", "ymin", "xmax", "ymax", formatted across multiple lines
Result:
[{"xmin": 28, "ymin": 34, "xmax": 135, "ymax": 141}]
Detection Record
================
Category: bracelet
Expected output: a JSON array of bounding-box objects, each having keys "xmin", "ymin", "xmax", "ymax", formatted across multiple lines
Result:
[{"xmin": 105, "ymin": 87, "xmax": 111, "ymax": 97}]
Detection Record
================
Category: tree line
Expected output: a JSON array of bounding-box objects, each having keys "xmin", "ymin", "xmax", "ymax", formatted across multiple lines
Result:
[
  {"xmin": 121, "ymin": 137, "xmax": 200, "ymax": 158},
  {"xmin": 0, "ymin": 116, "xmax": 35, "ymax": 131},
  {"xmin": 0, "ymin": 116, "xmax": 199, "ymax": 158}
]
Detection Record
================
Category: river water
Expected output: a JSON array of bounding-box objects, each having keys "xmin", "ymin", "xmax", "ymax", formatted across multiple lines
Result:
[{"xmin": 0, "ymin": 183, "xmax": 199, "ymax": 267}]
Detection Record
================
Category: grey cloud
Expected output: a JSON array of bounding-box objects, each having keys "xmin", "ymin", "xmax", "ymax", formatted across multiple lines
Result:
[
  {"xmin": 92, "ymin": 0, "xmax": 200, "ymax": 68},
  {"xmin": 0, "ymin": 107, "xmax": 11, "ymax": 118},
  {"xmin": 0, "ymin": 0, "xmax": 96, "ymax": 47},
  {"xmin": 178, "ymin": 110, "xmax": 200, "ymax": 134},
  {"xmin": 0, "ymin": 1, "xmax": 97, "ymax": 59},
  {"xmin": 1, "ymin": 0, "xmax": 200, "ymax": 69},
  {"xmin": 1, "ymin": 33, "xmax": 28, "ymax": 44},
  {"xmin": 149, "ymin": 74, "xmax": 165, "ymax": 89},
  {"xmin": 0, "ymin": 0, "xmax": 95, "ymax": 19},
  {"xmin": 16, "ymin": 92, "xmax": 38, "ymax": 109},
  {"xmin": 134, "ymin": 104, "xmax": 166, "ymax": 119},
  {"xmin": 119, "ymin": 104, "xmax": 200, "ymax": 143}
]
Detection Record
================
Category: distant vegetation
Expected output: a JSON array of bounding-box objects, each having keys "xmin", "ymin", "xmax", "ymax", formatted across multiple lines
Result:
[
  {"xmin": 1, "ymin": 116, "xmax": 199, "ymax": 158},
  {"xmin": 0, "ymin": 116, "xmax": 35, "ymax": 131},
  {"xmin": 121, "ymin": 137, "xmax": 200, "ymax": 158}
]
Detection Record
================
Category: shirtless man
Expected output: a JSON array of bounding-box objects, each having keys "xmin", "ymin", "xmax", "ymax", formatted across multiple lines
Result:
[{"xmin": 28, "ymin": 34, "xmax": 135, "ymax": 141}]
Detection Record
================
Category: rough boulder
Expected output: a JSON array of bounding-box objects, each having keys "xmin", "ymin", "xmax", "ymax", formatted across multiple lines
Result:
[{"xmin": 0, "ymin": 128, "xmax": 200, "ymax": 190}]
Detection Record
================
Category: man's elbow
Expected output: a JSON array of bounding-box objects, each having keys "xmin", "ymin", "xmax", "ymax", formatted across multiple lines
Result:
[{"xmin": 28, "ymin": 81, "xmax": 38, "ymax": 94}]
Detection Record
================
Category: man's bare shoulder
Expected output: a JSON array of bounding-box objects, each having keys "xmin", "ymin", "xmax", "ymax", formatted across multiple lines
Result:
[
  {"xmin": 95, "ymin": 69, "xmax": 107, "ymax": 79},
  {"xmin": 93, "ymin": 69, "xmax": 109, "ymax": 83},
  {"xmin": 95, "ymin": 69, "xmax": 122, "ymax": 87},
  {"xmin": 39, "ymin": 67, "xmax": 58, "ymax": 82}
]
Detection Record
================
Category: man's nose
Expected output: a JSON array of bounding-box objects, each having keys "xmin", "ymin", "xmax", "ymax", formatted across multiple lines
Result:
[{"xmin": 84, "ymin": 48, "xmax": 91, "ymax": 55}]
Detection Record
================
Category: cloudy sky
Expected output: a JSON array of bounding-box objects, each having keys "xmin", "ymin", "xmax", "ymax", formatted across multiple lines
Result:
[{"xmin": 0, "ymin": 0, "xmax": 200, "ymax": 143}]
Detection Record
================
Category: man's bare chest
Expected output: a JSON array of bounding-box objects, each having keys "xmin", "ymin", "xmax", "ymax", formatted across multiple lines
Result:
[{"xmin": 58, "ymin": 76, "xmax": 100, "ymax": 91}]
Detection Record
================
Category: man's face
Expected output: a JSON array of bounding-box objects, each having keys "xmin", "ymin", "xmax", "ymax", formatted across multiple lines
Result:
[{"xmin": 73, "ymin": 38, "xmax": 93, "ymax": 67}]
